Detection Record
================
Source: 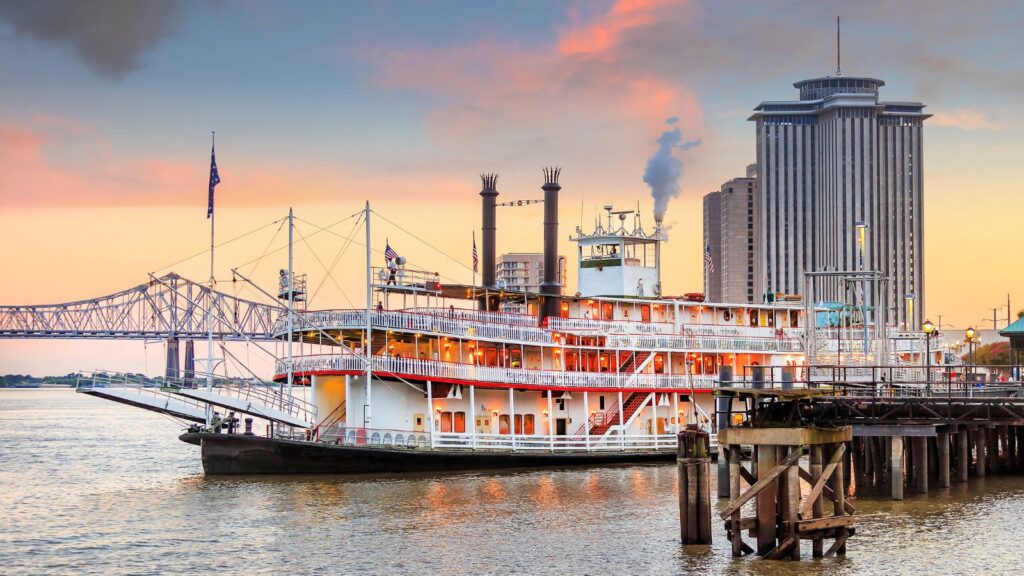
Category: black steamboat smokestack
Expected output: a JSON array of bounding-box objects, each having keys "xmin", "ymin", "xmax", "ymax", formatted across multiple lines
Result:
[
  {"xmin": 540, "ymin": 167, "xmax": 561, "ymax": 320},
  {"xmin": 480, "ymin": 173, "xmax": 499, "ymax": 309}
]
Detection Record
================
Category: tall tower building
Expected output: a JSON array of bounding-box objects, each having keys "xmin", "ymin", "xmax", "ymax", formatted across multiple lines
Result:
[
  {"xmin": 749, "ymin": 76, "xmax": 929, "ymax": 329},
  {"xmin": 703, "ymin": 165, "xmax": 758, "ymax": 303}
]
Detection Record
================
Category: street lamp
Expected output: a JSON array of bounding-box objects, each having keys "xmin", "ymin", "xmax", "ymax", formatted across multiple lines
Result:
[
  {"xmin": 923, "ymin": 319, "xmax": 935, "ymax": 392},
  {"xmin": 965, "ymin": 327, "xmax": 977, "ymax": 382}
]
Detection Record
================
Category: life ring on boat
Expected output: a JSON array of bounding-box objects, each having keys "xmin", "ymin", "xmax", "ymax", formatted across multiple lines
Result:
[{"xmin": 723, "ymin": 310, "xmax": 733, "ymax": 321}]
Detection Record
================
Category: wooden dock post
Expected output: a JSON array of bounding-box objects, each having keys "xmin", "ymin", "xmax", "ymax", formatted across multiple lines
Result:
[
  {"xmin": 718, "ymin": 426, "xmax": 854, "ymax": 561},
  {"xmin": 755, "ymin": 445, "xmax": 777, "ymax": 555},
  {"xmin": 810, "ymin": 445, "xmax": 824, "ymax": 558},
  {"xmin": 957, "ymin": 430, "xmax": 970, "ymax": 482},
  {"xmin": 937, "ymin": 429, "xmax": 950, "ymax": 488},
  {"xmin": 912, "ymin": 436, "xmax": 928, "ymax": 494},
  {"xmin": 890, "ymin": 435, "xmax": 904, "ymax": 500},
  {"xmin": 677, "ymin": 430, "xmax": 712, "ymax": 545},
  {"xmin": 976, "ymin": 429, "xmax": 987, "ymax": 477}
]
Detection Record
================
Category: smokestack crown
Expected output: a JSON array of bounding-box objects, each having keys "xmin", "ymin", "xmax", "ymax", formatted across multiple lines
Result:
[
  {"xmin": 542, "ymin": 167, "xmax": 561, "ymax": 189},
  {"xmin": 480, "ymin": 173, "xmax": 499, "ymax": 195}
]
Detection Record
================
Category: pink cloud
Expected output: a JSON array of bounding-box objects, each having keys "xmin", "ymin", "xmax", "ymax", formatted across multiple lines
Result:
[{"xmin": 365, "ymin": 0, "xmax": 703, "ymax": 148}]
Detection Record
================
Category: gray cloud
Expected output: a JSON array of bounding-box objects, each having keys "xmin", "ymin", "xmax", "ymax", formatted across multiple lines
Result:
[{"xmin": 0, "ymin": 0, "xmax": 188, "ymax": 78}]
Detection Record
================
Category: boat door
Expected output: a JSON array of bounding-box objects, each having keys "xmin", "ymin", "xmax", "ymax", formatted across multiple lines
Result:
[
  {"xmin": 555, "ymin": 418, "xmax": 568, "ymax": 435},
  {"xmin": 656, "ymin": 417, "xmax": 667, "ymax": 434},
  {"xmin": 475, "ymin": 416, "xmax": 490, "ymax": 434}
]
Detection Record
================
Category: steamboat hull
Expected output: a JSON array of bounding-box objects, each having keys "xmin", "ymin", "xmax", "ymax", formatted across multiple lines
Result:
[{"xmin": 181, "ymin": 432, "xmax": 675, "ymax": 475}]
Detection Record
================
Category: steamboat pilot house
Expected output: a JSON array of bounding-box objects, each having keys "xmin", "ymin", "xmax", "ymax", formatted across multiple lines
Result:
[{"xmin": 280, "ymin": 196, "xmax": 805, "ymax": 456}]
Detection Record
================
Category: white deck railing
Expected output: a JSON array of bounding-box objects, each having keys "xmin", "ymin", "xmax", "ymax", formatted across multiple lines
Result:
[
  {"xmin": 276, "ymin": 309, "xmax": 552, "ymax": 345},
  {"xmin": 606, "ymin": 334, "xmax": 802, "ymax": 353},
  {"xmin": 280, "ymin": 354, "xmax": 719, "ymax": 390},
  {"xmin": 277, "ymin": 309, "xmax": 806, "ymax": 354},
  {"xmin": 316, "ymin": 427, "xmax": 720, "ymax": 452}
]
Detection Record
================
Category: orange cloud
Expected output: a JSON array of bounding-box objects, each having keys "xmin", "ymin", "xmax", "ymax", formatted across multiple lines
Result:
[{"xmin": 930, "ymin": 108, "xmax": 999, "ymax": 130}]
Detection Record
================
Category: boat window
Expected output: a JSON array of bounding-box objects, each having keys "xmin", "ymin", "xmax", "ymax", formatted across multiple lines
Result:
[
  {"xmin": 523, "ymin": 414, "xmax": 535, "ymax": 435},
  {"xmin": 641, "ymin": 305, "xmax": 651, "ymax": 323},
  {"xmin": 602, "ymin": 302, "xmax": 614, "ymax": 320},
  {"xmin": 440, "ymin": 411, "xmax": 453, "ymax": 433},
  {"xmin": 750, "ymin": 310, "xmax": 759, "ymax": 327},
  {"xmin": 454, "ymin": 411, "xmax": 466, "ymax": 433},
  {"xmin": 560, "ymin": 301, "xmax": 570, "ymax": 318},
  {"xmin": 514, "ymin": 414, "xmax": 524, "ymax": 434},
  {"xmin": 499, "ymin": 414, "xmax": 510, "ymax": 434},
  {"xmin": 653, "ymin": 354, "xmax": 665, "ymax": 374},
  {"xmin": 599, "ymin": 395, "xmax": 606, "ymax": 410}
]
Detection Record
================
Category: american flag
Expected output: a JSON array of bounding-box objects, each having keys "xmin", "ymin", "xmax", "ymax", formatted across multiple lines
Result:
[
  {"xmin": 704, "ymin": 241, "xmax": 715, "ymax": 273},
  {"xmin": 207, "ymin": 141, "xmax": 221, "ymax": 219},
  {"xmin": 472, "ymin": 231, "xmax": 478, "ymax": 273},
  {"xmin": 384, "ymin": 240, "xmax": 398, "ymax": 261}
]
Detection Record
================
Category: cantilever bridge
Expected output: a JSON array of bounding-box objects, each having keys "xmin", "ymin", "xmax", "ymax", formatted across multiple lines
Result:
[{"xmin": 0, "ymin": 273, "xmax": 282, "ymax": 341}]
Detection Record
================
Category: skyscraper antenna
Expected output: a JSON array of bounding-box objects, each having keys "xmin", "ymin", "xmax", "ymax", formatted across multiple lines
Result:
[{"xmin": 836, "ymin": 16, "xmax": 842, "ymax": 76}]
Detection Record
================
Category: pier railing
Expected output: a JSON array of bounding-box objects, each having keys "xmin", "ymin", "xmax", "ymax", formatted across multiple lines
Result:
[
  {"xmin": 720, "ymin": 364, "xmax": 1024, "ymax": 399},
  {"xmin": 281, "ymin": 353, "xmax": 719, "ymax": 390}
]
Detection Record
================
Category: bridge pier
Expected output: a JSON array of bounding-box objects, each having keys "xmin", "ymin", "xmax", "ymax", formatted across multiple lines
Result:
[
  {"xmin": 183, "ymin": 340, "xmax": 195, "ymax": 388},
  {"xmin": 165, "ymin": 337, "xmax": 180, "ymax": 380}
]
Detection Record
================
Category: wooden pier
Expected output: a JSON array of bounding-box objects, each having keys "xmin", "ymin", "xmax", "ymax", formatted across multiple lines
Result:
[{"xmin": 679, "ymin": 371, "xmax": 1024, "ymax": 560}]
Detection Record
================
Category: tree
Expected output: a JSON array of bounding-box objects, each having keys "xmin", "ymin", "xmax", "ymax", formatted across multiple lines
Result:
[
  {"xmin": 1018, "ymin": 308, "xmax": 1024, "ymax": 320},
  {"xmin": 964, "ymin": 342, "xmax": 1011, "ymax": 366}
]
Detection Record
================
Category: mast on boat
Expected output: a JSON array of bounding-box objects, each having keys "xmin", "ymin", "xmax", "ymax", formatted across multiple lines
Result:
[
  {"xmin": 364, "ymin": 201, "xmax": 373, "ymax": 429},
  {"xmin": 286, "ymin": 208, "xmax": 294, "ymax": 413},
  {"xmin": 205, "ymin": 132, "xmax": 218, "ymax": 427}
]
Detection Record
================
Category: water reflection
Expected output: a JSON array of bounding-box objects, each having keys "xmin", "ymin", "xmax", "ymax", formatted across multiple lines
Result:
[{"xmin": 3, "ymin": 390, "xmax": 1024, "ymax": 575}]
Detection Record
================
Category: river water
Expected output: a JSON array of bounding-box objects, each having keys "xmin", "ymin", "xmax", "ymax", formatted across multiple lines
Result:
[{"xmin": 2, "ymin": 388, "xmax": 1022, "ymax": 575}]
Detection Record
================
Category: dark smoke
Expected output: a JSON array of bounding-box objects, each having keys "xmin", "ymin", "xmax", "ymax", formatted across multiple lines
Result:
[
  {"xmin": 642, "ymin": 117, "xmax": 700, "ymax": 223},
  {"xmin": 0, "ymin": 0, "xmax": 189, "ymax": 78}
]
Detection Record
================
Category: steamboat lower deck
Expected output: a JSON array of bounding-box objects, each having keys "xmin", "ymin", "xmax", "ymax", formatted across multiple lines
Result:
[{"xmin": 183, "ymin": 431, "xmax": 677, "ymax": 475}]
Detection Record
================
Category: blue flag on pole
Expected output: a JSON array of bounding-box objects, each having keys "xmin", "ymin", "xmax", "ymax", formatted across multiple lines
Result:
[{"xmin": 207, "ymin": 141, "xmax": 220, "ymax": 219}]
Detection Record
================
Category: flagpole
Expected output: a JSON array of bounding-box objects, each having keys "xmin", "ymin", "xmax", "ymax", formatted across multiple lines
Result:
[
  {"xmin": 205, "ymin": 132, "xmax": 215, "ymax": 427},
  {"xmin": 472, "ymin": 230, "xmax": 477, "ymax": 305}
]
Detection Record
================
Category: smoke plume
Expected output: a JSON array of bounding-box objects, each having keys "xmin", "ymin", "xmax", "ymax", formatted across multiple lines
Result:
[
  {"xmin": 643, "ymin": 117, "xmax": 700, "ymax": 223},
  {"xmin": 0, "ymin": 0, "xmax": 189, "ymax": 78}
]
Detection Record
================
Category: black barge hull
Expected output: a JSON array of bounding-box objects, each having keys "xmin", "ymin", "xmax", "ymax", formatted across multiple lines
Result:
[{"xmin": 180, "ymin": 432, "xmax": 676, "ymax": 475}]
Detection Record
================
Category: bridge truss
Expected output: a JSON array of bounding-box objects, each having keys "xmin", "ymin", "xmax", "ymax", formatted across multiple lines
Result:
[{"xmin": 0, "ymin": 273, "xmax": 282, "ymax": 340}]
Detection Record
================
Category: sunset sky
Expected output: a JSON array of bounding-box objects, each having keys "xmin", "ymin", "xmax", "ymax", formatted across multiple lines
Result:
[{"xmin": 1, "ymin": 0, "xmax": 1022, "ymax": 375}]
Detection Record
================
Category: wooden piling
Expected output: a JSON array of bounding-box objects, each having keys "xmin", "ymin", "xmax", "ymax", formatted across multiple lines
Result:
[
  {"xmin": 810, "ymin": 445, "xmax": 824, "ymax": 558},
  {"xmin": 718, "ymin": 426, "xmax": 854, "ymax": 561},
  {"xmin": 677, "ymin": 430, "xmax": 712, "ymax": 545},
  {"xmin": 890, "ymin": 436, "xmax": 904, "ymax": 500},
  {"xmin": 755, "ymin": 446, "xmax": 778, "ymax": 555},
  {"xmin": 976, "ymin": 429, "xmax": 987, "ymax": 477},
  {"xmin": 937, "ymin": 430, "xmax": 950, "ymax": 488},
  {"xmin": 1007, "ymin": 426, "xmax": 1017, "ymax": 473},
  {"xmin": 957, "ymin": 430, "xmax": 970, "ymax": 482},
  {"xmin": 912, "ymin": 436, "xmax": 928, "ymax": 494}
]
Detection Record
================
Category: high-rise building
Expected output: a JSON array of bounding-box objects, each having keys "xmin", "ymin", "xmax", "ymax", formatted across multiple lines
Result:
[
  {"xmin": 495, "ymin": 253, "xmax": 566, "ymax": 293},
  {"xmin": 749, "ymin": 75, "xmax": 929, "ymax": 328},
  {"xmin": 703, "ymin": 165, "xmax": 758, "ymax": 303},
  {"xmin": 702, "ymin": 192, "xmax": 722, "ymax": 302}
]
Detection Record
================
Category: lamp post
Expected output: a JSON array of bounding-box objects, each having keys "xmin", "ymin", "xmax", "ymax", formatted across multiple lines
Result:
[
  {"xmin": 965, "ymin": 326, "xmax": 976, "ymax": 383},
  {"xmin": 922, "ymin": 319, "xmax": 935, "ymax": 393}
]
